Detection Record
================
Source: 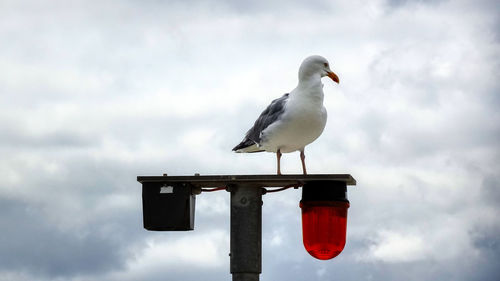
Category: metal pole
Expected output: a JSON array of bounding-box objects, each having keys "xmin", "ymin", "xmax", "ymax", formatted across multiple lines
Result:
[{"xmin": 230, "ymin": 184, "xmax": 262, "ymax": 281}]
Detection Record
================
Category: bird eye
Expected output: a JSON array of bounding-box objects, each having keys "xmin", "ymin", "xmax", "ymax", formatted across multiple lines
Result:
[{"xmin": 324, "ymin": 63, "xmax": 329, "ymax": 67}]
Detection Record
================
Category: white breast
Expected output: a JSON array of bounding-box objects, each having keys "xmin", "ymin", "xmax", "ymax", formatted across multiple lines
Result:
[{"xmin": 260, "ymin": 94, "xmax": 327, "ymax": 153}]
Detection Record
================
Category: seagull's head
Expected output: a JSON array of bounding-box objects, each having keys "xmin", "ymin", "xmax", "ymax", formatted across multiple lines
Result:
[{"xmin": 298, "ymin": 55, "xmax": 339, "ymax": 84}]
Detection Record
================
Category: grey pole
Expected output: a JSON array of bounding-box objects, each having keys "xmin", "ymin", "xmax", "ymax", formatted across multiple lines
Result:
[{"xmin": 230, "ymin": 184, "xmax": 262, "ymax": 281}]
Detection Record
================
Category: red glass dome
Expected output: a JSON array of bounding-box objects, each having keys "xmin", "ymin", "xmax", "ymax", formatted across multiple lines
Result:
[{"xmin": 300, "ymin": 201, "xmax": 349, "ymax": 260}]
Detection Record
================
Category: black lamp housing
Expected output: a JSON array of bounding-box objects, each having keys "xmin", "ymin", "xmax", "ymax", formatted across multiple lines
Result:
[
  {"xmin": 142, "ymin": 182, "xmax": 196, "ymax": 231},
  {"xmin": 300, "ymin": 180, "xmax": 348, "ymax": 203}
]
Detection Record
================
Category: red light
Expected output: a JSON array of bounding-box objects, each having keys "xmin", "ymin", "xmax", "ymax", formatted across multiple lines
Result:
[{"xmin": 300, "ymin": 201, "xmax": 349, "ymax": 260}]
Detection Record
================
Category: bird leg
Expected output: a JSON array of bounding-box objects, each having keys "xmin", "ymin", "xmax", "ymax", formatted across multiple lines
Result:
[
  {"xmin": 300, "ymin": 149, "xmax": 307, "ymax": 175},
  {"xmin": 276, "ymin": 149, "xmax": 282, "ymax": 175}
]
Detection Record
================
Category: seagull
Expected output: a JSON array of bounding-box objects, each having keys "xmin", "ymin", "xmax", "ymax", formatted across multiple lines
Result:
[{"xmin": 232, "ymin": 55, "xmax": 339, "ymax": 175}]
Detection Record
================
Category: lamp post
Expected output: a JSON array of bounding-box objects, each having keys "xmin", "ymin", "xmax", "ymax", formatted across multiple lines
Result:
[{"xmin": 137, "ymin": 174, "xmax": 356, "ymax": 281}]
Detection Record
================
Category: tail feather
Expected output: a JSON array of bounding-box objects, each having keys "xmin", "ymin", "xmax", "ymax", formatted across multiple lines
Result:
[{"xmin": 232, "ymin": 139, "xmax": 265, "ymax": 153}]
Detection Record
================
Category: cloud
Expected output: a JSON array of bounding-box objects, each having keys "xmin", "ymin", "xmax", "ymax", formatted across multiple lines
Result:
[
  {"xmin": 0, "ymin": 0, "xmax": 499, "ymax": 280},
  {"xmin": 0, "ymin": 198, "xmax": 129, "ymax": 277},
  {"xmin": 365, "ymin": 231, "xmax": 429, "ymax": 263}
]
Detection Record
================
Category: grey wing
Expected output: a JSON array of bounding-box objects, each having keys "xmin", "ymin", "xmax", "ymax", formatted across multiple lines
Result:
[{"xmin": 232, "ymin": 93, "xmax": 289, "ymax": 151}]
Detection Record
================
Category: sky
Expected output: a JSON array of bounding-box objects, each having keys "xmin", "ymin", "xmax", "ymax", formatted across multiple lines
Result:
[{"xmin": 0, "ymin": 0, "xmax": 499, "ymax": 280}]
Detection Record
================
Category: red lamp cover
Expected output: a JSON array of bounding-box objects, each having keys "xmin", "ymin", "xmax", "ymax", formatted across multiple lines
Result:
[{"xmin": 300, "ymin": 201, "xmax": 349, "ymax": 260}]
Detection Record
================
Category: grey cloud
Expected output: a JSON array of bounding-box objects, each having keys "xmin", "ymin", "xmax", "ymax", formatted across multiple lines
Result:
[
  {"xmin": 262, "ymin": 258, "xmax": 484, "ymax": 281},
  {"xmin": 0, "ymin": 127, "xmax": 95, "ymax": 149},
  {"xmin": 0, "ymin": 198, "xmax": 128, "ymax": 278},
  {"xmin": 125, "ymin": 0, "xmax": 336, "ymax": 14},
  {"xmin": 0, "ymin": 153, "xmax": 149, "ymax": 280},
  {"xmin": 386, "ymin": 0, "xmax": 445, "ymax": 8},
  {"xmin": 1, "ymin": 0, "xmax": 500, "ymax": 280},
  {"xmin": 480, "ymin": 174, "xmax": 500, "ymax": 205},
  {"xmin": 469, "ymin": 219, "xmax": 500, "ymax": 281}
]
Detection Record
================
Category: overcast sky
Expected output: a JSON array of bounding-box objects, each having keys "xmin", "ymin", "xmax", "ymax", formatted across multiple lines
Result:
[{"xmin": 1, "ymin": 0, "xmax": 499, "ymax": 280}]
